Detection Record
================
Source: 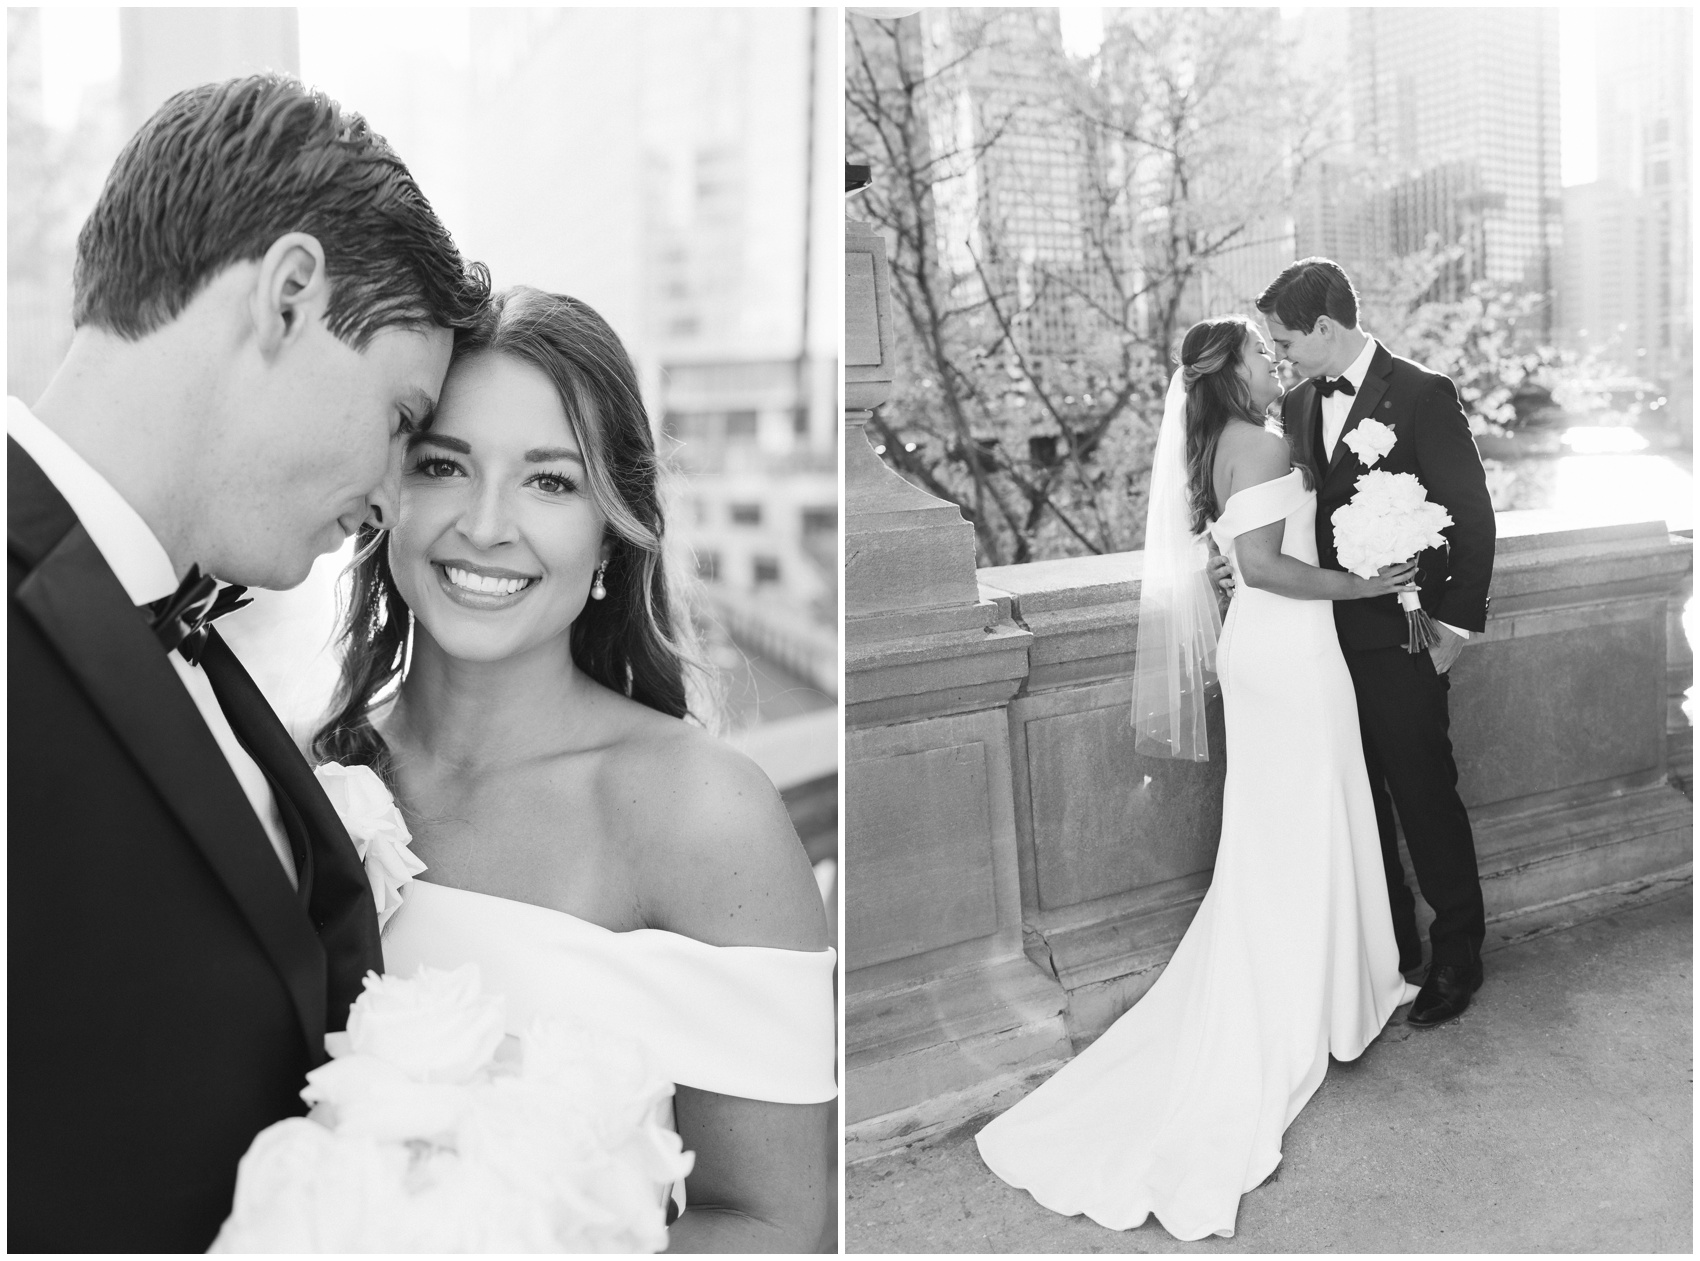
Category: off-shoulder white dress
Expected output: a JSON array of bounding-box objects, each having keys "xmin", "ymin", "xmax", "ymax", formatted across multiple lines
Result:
[
  {"xmin": 976, "ymin": 469, "xmax": 1416, "ymax": 1240},
  {"xmin": 383, "ymin": 879, "xmax": 838, "ymax": 1214}
]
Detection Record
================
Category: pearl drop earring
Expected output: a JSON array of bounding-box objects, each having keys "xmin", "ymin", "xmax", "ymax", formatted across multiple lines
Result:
[
  {"xmin": 401, "ymin": 609, "xmax": 416, "ymax": 680},
  {"xmin": 590, "ymin": 561, "xmax": 608, "ymax": 601}
]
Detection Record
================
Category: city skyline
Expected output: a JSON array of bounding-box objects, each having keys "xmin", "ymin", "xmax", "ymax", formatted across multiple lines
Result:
[{"xmin": 1048, "ymin": 5, "xmax": 1616, "ymax": 192}]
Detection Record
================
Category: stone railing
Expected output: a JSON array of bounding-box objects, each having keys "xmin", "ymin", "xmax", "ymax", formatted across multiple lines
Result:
[{"xmin": 846, "ymin": 507, "xmax": 1693, "ymax": 1155}]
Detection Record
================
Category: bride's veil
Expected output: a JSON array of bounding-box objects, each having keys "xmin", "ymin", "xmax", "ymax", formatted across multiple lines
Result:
[{"xmin": 1131, "ymin": 368, "xmax": 1222, "ymax": 761}]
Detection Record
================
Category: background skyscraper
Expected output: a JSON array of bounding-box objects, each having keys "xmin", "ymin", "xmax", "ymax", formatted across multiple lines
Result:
[
  {"xmin": 913, "ymin": 7, "xmax": 1111, "ymax": 365},
  {"xmin": 1294, "ymin": 8, "xmax": 1562, "ymax": 322},
  {"xmin": 1562, "ymin": 7, "xmax": 1691, "ymax": 386}
]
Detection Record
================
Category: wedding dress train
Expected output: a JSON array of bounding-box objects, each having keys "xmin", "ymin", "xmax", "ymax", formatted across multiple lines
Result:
[{"xmin": 976, "ymin": 469, "xmax": 1416, "ymax": 1240}]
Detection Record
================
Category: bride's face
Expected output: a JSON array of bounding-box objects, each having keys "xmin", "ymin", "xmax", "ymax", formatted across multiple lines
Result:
[
  {"xmin": 389, "ymin": 351, "xmax": 609, "ymax": 665},
  {"xmin": 1238, "ymin": 329, "xmax": 1285, "ymax": 413}
]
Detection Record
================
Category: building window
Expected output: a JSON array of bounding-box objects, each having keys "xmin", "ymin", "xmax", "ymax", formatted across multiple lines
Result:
[
  {"xmin": 726, "ymin": 410, "xmax": 758, "ymax": 439},
  {"xmin": 696, "ymin": 551, "xmax": 720, "ymax": 582},
  {"xmin": 1650, "ymin": 161, "xmax": 1670, "ymax": 187},
  {"xmin": 792, "ymin": 407, "xmax": 810, "ymax": 435},
  {"xmin": 665, "ymin": 411, "xmax": 717, "ymax": 441},
  {"xmin": 802, "ymin": 507, "xmax": 836, "ymax": 536},
  {"xmin": 753, "ymin": 556, "xmax": 781, "ymax": 585},
  {"xmin": 730, "ymin": 503, "xmax": 762, "ymax": 526}
]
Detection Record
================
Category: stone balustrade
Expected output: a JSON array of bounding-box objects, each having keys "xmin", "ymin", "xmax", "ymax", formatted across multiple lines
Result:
[{"xmin": 846, "ymin": 506, "xmax": 1693, "ymax": 1155}]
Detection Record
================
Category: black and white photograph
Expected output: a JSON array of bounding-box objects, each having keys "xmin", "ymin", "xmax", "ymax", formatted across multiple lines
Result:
[
  {"xmin": 9, "ymin": 6, "xmax": 839, "ymax": 1252},
  {"xmin": 844, "ymin": 6, "xmax": 1691, "ymax": 1252}
]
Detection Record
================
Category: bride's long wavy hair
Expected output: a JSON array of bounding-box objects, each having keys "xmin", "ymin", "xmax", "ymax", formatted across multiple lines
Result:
[
  {"xmin": 1178, "ymin": 315, "xmax": 1275, "ymax": 535},
  {"xmin": 311, "ymin": 286, "xmax": 709, "ymax": 780}
]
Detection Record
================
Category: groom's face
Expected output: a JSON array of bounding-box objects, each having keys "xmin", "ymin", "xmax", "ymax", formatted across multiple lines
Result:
[
  {"xmin": 1263, "ymin": 314, "xmax": 1329, "ymax": 382},
  {"xmin": 212, "ymin": 316, "xmax": 454, "ymax": 589}
]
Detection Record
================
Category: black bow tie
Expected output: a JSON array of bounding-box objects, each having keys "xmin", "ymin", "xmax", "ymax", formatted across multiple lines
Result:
[
  {"xmin": 145, "ymin": 565, "xmax": 252, "ymax": 666},
  {"xmin": 1314, "ymin": 376, "xmax": 1356, "ymax": 399}
]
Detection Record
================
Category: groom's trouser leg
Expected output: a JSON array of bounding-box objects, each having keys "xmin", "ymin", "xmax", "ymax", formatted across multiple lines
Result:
[
  {"xmin": 1343, "ymin": 646, "xmax": 1485, "ymax": 969},
  {"xmin": 1359, "ymin": 732, "xmax": 1422, "ymax": 965}
]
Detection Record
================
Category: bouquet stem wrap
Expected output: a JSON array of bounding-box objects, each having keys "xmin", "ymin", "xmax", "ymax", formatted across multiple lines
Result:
[{"xmin": 1399, "ymin": 588, "xmax": 1442, "ymax": 654}]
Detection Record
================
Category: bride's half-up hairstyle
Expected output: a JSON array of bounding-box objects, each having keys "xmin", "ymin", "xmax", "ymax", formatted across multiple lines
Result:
[
  {"xmin": 1178, "ymin": 315, "xmax": 1269, "ymax": 536},
  {"xmin": 312, "ymin": 286, "xmax": 707, "ymax": 779}
]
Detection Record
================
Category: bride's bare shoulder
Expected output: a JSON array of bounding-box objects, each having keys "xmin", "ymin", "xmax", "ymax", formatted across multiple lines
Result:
[
  {"xmin": 597, "ymin": 717, "xmax": 828, "ymax": 952},
  {"xmin": 1214, "ymin": 421, "xmax": 1292, "ymax": 501}
]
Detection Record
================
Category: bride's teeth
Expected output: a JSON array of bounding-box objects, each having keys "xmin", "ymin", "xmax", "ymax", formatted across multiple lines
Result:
[{"xmin": 444, "ymin": 567, "xmax": 530, "ymax": 596}]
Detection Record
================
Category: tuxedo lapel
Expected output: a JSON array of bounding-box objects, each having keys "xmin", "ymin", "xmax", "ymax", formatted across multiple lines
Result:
[
  {"xmin": 1324, "ymin": 343, "xmax": 1392, "ymax": 486},
  {"xmin": 8, "ymin": 442, "xmax": 328, "ymax": 1057},
  {"xmin": 1306, "ymin": 385, "xmax": 1325, "ymax": 475},
  {"xmin": 202, "ymin": 632, "xmax": 383, "ymax": 1027}
]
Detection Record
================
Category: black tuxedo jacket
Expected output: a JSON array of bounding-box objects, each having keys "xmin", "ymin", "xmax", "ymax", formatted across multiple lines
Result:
[
  {"xmin": 1281, "ymin": 343, "xmax": 1496, "ymax": 651},
  {"xmin": 7, "ymin": 440, "xmax": 383, "ymax": 1252}
]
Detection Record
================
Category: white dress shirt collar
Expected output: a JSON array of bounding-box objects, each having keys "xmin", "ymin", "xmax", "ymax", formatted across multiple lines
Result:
[
  {"xmin": 1331, "ymin": 334, "xmax": 1378, "ymax": 393},
  {"xmin": 8, "ymin": 396, "xmax": 181, "ymax": 607}
]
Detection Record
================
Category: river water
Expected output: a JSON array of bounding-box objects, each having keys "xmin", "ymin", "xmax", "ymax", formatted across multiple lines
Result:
[
  {"xmin": 1481, "ymin": 426, "xmax": 1693, "ymax": 531},
  {"xmin": 1482, "ymin": 423, "xmax": 1693, "ymax": 725}
]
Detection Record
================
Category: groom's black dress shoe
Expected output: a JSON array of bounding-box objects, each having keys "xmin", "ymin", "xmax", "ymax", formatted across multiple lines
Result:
[{"xmin": 1406, "ymin": 958, "xmax": 1484, "ymax": 1028}]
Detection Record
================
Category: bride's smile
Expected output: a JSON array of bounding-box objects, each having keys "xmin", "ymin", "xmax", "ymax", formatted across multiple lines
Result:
[
  {"xmin": 389, "ymin": 349, "xmax": 609, "ymax": 662},
  {"xmin": 434, "ymin": 560, "xmax": 540, "ymax": 606}
]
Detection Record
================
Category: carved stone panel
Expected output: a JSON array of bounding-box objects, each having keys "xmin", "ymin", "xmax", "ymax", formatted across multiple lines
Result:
[
  {"xmin": 846, "ymin": 251, "xmax": 882, "ymax": 367},
  {"xmin": 1024, "ymin": 699, "xmax": 1226, "ymax": 911},
  {"xmin": 1452, "ymin": 601, "xmax": 1666, "ymax": 807},
  {"xmin": 846, "ymin": 742, "xmax": 999, "ymax": 967}
]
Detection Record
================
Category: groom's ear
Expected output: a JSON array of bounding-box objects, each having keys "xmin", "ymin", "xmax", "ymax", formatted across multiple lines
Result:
[{"xmin": 251, "ymin": 232, "xmax": 331, "ymax": 355}]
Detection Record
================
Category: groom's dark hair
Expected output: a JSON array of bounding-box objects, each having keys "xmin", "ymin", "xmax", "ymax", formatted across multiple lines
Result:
[
  {"xmin": 72, "ymin": 73, "xmax": 489, "ymax": 348},
  {"xmin": 1256, "ymin": 257, "xmax": 1359, "ymax": 334}
]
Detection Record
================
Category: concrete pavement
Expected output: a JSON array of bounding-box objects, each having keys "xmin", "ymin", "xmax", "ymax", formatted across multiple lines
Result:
[{"xmin": 847, "ymin": 874, "xmax": 1693, "ymax": 1254}]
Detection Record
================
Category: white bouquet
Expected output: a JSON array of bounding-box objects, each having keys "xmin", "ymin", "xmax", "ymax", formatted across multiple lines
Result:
[
  {"xmin": 211, "ymin": 965, "xmax": 694, "ymax": 1253},
  {"xmin": 1332, "ymin": 421, "xmax": 1454, "ymax": 654}
]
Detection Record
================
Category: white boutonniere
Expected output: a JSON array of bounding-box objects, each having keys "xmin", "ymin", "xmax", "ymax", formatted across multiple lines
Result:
[
  {"xmin": 1343, "ymin": 416, "xmax": 1398, "ymax": 467},
  {"xmin": 314, "ymin": 762, "xmax": 426, "ymax": 929}
]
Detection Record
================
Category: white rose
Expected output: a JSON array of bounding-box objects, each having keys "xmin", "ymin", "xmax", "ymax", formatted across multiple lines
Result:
[
  {"xmin": 1383, "ymin": 472, "xmax": 1430, "ymax": 512},
  {"xmin": 210, "ymin": 1118, "xmax": 412, "ymax": 1253},
  {"xmin": 408, "ymin": 1151, "xmax": 572, "ymax": 1251},
  {"xmin": 314, "ymin": 762, "xmax": 427, "ymax": 928},
  {"xmin": 300, "ymin": 1051, "xmax": 474, "ymax": 1144},
  {"xmin": 520, "ymin": 1020, "xmax": 693, "ymax": 1180},
  {"xmin": 459, "ymin": 1088, "xmax": 678, "ymax": 1253},
  {"xmin": 345, "ymin": 965, "xmax": 507, "ymax": 1084},
  {"xmin": 519, "ymin": 1019, "xmax": 655, "ymax": 1100},
  {"xmin": 1343, "ymin": 417, "xmax": 1397, "ymax": 467}
]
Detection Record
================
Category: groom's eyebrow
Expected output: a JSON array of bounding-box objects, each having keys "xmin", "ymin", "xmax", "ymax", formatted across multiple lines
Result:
[{"xmin": 404, "ymin": 389, "xmax": 438, "ymax": 428}]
